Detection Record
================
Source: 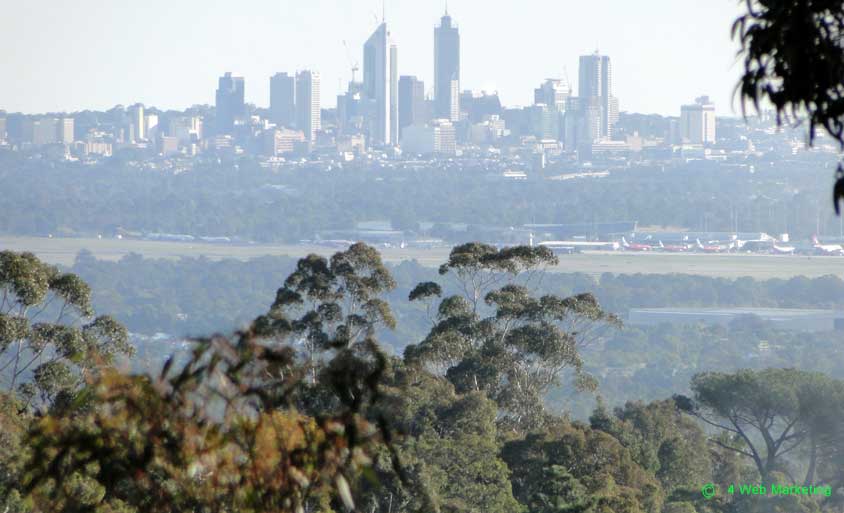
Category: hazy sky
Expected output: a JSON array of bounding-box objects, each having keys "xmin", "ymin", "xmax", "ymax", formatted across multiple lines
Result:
[{"xmin": 1, "ymin": 0, "xmax": 744, "ymax": 116}]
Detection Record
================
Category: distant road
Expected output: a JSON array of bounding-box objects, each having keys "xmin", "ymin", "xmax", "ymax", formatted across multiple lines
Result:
[{"xmin": 0, "ymin": 236, "xmax": 841, "ymax": 280}]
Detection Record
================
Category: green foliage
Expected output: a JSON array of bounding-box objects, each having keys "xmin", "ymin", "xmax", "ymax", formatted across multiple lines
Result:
[
  {"xmin": 683, "ymin": 368, "xmax": 844, "ymax": 490},
  {"xmin": 502, "ymin": 420, "xmax": 664, "ymax": 513},
  {"xmin": 0, "ymin": 251, "xmax": 132, "ymax": 409},
  {"xmin": 355, "ymin": 364, "xmax": 522, "ymax": 513},
  {"xmin": 258, "ymin": 242, "xmax": 397, "ymax": 355},
  {"xmin": 21, "ymin": 244, "xmax": 406, "ymax": 513},
  {"xmin": 407, "ymin": 244, "xmax": 618, "ymax": 430},
  {"xmin": 61, "ymin": 252, "xmax": 844, "ymax": 423},
  {"xmin": 7, "ymin": 244, "xmax": 844, "ymax": 513},
  {"xmin": 590, "ymin": 399, "xmax": 711, "ymax": 495},
  {"xmin": 0, "ymin": 392, "xmax": 30, "ymax": 513}
]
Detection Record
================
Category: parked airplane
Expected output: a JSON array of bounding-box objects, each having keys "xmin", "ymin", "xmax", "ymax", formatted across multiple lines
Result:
[
  {"xmin": 621, "ymin": 237, "xmax": 652, "ymax": 252},
  {"xmin": 771, "ymin": 243, "xmax": 796, "ymax": 255},
  {"xmin": 695, "ymin": 239, "xmax": 729, "ymax": 253},
  {"xmin": 538, "ymin": 240, "xmax": 620, "ymax": 251},
  {"xmin": 812, "ymin": 236, "xmax": 844, "ymax": 256},
  {"xmin": 658, "ymin": 241, "xmax": 689, "ymax": 253}
]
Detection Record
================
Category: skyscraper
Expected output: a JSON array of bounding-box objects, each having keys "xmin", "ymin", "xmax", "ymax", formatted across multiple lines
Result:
[
  {"xmin": 578, "ymin": 52, "xmax": 617, "ymax": 138},
  {"xmin": 434, "ymin": 10, "xmax": 460, "ymax": 121},
  {"xmin": 145, "ymin": 113, "xmax": 159, "ymax": 140},
  {"xmin": 363, "ymin": 22, "xmax": 398, "ymax": 145},
  {"xmin": 564, "ymin": 96, "xmax": 602, "ymax": 153},
  {"xmin": 390, "ymin": 44, "xmax": 399, "ymax": 144},
  {"xmin": 129, "ymin": 104, "xmax": 145, "ymax": 141},
  {"xmin": 337, "ymin": 81, "xmax": 364, "ymax": 135},
  {"xmin": 270, "ymin": 72, "xmax": 296, "ymax": 128},
  {"xmin": 58, "ymin": 118, "xmax": 74, "ymax": 144},
  {"xmin": 680, "ymin": 96, "xmax": 716, "ymax": 144},
  {"xmin": 215, "ymin": 72, "xmax": 245, "ymax": 135},
  {"xmin": 295, "ymin": 70, "xmax": 321, "ymax": 142},
  {"xmin": 398, "ymin": 75, "xmax": 425, "ymax": 136}
]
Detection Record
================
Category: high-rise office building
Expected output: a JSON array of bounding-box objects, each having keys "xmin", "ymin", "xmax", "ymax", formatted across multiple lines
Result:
[
  {"xmin": 398, "ymin": 75, "xmax": 425, "ymax": 136},
  {"xmin": 434, "ymin": 11, "xmax": 460, "ymax": 121},
  {"xmin": 526, "ymin": 104, "xmax": 562, "ymax": 140},
  {"xmin": 32, "ymin": 118, "xmax": 58, "ymax": 146},
  {"xmin": 534, "ymin": 79, "xmax": 571, "ymax": 113},
  {"xmin": 295, "ymin": 70, "xmax": 321, "ymax": 142},
  {"xmin": 145, "ymin": 114, "xmax": 159, "ymax": 140},
  {"xmin": 564, "ymin": 96, "xmax": 602, "ymax": 152},
  {"xmin": 578, "ymin": 52, "xmax": 617, "ymax": 137},
  {"xmin": 390, "ymin": 44, "xmax": 399, "ymax": 143},
  {"xmin": 215, "ymin": 72, "xmax": 245, "ymax": 135},
  {"xmin": 337, "ymin": 81, "xmax": 365, "ymax": 135},
  {"xmin": 58, "ymin": 118, "xmax": 74, "ymax": 144},
  {"xmin": 129, "ymin": 104, "xmax": 145, "ymax": 141},
  {"xmin": 680, "ymin": 96, "xmax": 716, "ymax": 144},
  {"xmin": 5, "ymin": 114, "xmax": 29, "ymax": 144},
  {"xmin": 461, "ymin": 90, "xmax": 502, "ymax": 123},
  {"xmin": 363, "ymin": 22, "xmax": 398, "ymax": 145},
  {"xmin": 270, "ymin": 72, "xmax": 296, "ymax": 128}
]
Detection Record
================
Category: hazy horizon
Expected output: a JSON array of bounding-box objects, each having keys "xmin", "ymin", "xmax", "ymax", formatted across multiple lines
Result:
[{"xmin": 1, "ymin": 0, "xmax": 743, "ymax": 116}]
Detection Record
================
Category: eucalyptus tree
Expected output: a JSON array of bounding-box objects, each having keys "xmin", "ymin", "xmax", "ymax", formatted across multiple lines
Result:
[
  {"xmin": 22, "ymin": 243, "xmax": 410, "ymax": 513},
  {"xmin": 0, "ymin": 250, "xmax": 131, "ymax": 410},
  {"xmin": 405, "ymin": 243, "xmax": 620, "ymax": 430}
]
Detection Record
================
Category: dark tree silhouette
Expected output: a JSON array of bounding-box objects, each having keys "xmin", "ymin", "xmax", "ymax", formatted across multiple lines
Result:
[{"xmin": 733, "ymin": 0, "xmax": 844, "ymax": 213}]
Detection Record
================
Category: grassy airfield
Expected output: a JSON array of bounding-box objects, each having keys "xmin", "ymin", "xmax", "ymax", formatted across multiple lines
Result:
[{"xmin": 1, "ymin": 236, "xmax": 841, "ymax": 280}]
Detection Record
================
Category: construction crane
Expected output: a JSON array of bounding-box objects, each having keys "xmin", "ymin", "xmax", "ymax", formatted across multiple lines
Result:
[{"xmin": 342, "ymin": 40, "xmax": 359, "ymax": 84}]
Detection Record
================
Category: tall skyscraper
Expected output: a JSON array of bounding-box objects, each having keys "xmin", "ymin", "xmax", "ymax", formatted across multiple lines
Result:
[
  {"xmin": 129, "ymin": 104, "xmax": 145, "ymax": 141},
  {"xmin": 270, "ymin": 72, "xmax": 296, "ymax": 128},
  {"xmin": 434, "ymin": 10, "xmax": 460, "ymax": 121},
  {"xmin": 58, "ymin": 118, "xmax": 74, "ymax": 144},
  {"xmin": 398, "ymin": 75, "xmax": 425, "ymax": 136},
  {"xmin": 578, "ymin": 52, "xmax": 617, "ymax": 138},
  {"xmin": 680, "ymin": 96, "xmax": 716, "ymax": 144},
  {"xmin": 215, "ymin": 72, "xmax": 245, "ymax": 135},
  {"xmin": 295, "ymin": 70, "xmax": 321, "ymax": 142},
  {"xmin": 363, "ymin": 22, "xmax": 398, "ymax": 145},
  {"xmin": 145, "ymin": 113, "xmax": 159, "ymax": 140},
  {"xmin": 390, "ymin": 44, "xmax": 399, "ymax": 143}
]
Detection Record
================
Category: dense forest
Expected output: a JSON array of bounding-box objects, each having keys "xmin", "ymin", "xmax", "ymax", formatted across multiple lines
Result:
[{"xmin": 2, "ymin": 244, "xmax": 844, "ymax": 513}]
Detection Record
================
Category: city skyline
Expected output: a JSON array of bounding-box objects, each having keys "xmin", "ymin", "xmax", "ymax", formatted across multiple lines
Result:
[{"xmin": 0, "ymin": 0, "xmax": 742, "ymax": 116}]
